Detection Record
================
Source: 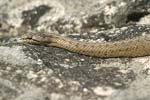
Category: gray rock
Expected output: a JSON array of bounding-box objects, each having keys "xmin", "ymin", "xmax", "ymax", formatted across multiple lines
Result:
[
  {"xmin": 15, "ymin": 88, "xmax": 48, "ymax": 100},
  {"xmin": 0, "ymin": 0, "xmax": 150, "ymax": 100}
]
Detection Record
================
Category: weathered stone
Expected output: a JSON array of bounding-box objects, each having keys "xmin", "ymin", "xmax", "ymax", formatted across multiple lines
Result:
[{"xmin": 0, "ymin": 0, "xmax": 150, "ymax": 100}]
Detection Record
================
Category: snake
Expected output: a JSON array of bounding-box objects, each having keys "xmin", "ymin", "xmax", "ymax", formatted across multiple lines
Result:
[{"xmin": 20, "ymin": 33, "xmax": 150, "ymax": 57}]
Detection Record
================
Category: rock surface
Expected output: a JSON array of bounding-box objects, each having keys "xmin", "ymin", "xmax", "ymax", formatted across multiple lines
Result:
[{"xmin": 0, "ymin": 0, "xmax": 150, "ymax": 100}]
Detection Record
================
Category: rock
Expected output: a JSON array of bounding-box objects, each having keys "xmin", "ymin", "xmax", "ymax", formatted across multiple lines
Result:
[{"xmin": 0, "ymin": 0, "xmax": 150, "ymax": 100}]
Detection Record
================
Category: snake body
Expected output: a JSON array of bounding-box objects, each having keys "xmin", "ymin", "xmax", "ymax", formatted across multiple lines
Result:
[{"xmin": 21, "ymin": 33, "xmax": 150, "ymax": 57}]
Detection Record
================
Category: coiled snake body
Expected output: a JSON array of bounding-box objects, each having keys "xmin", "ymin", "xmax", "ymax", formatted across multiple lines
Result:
[{"xmin": 21, "ymin": 33, "xmax": 150, "ymax": 57}]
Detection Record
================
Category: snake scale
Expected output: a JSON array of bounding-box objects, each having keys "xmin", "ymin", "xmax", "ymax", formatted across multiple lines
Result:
[{"xmin": 21, "ymin": 33, "xmax": 150, "ymax": 57}]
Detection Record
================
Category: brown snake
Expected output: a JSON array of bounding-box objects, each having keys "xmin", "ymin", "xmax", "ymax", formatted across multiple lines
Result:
[{"xmin": 21, "ymin": 33, "xmax": 150, "ymax": 57}]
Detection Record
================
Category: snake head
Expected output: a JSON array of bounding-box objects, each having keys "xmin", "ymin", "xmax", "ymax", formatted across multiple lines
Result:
[{"xmin": 20, "ymin": 33, "xmax": 60, "ymax": 45}]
